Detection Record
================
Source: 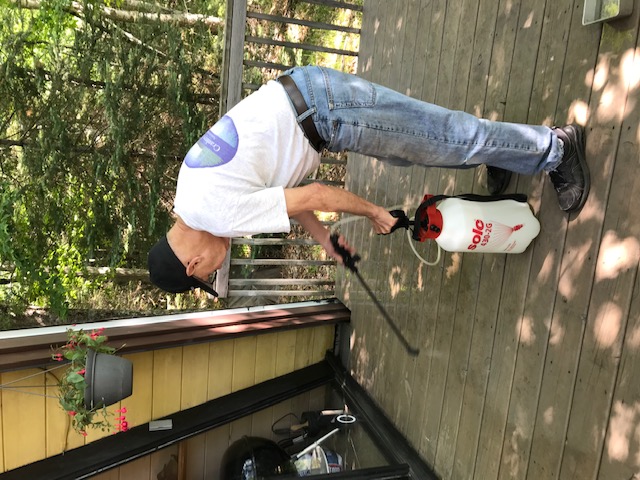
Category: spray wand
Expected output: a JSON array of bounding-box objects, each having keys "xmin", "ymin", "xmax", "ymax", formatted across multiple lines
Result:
[{"xmin": 330, "ymin": 233, "xmax": 420, "ymax": 357}]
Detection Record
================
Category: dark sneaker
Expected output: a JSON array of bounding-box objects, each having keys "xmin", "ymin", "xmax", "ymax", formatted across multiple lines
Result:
[
  {"xmin": 549, "ymin": 124, "xmax": 590, "ymax": 213},
  {"xmin": 486, "ymin": 166, "xmax": 512, "ymax": 195}
]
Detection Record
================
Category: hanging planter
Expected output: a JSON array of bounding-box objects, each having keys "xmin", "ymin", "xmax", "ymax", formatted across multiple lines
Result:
[
  {"xmin": 84, "ymin": 348, "xmax": 133, "ymax": 410},
  {"xmin": 54, "ymin": 328, "xmax": 133, "ymax": 435},
  {"xmin": 1, "ymin": 328, "xmax": 133, "ymax": 436}
]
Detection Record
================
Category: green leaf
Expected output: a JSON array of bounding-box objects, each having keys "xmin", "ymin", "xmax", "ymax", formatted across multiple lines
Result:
[{"xmin": 66, "ymin": 372, "xmax": 86, "ymax": 384}]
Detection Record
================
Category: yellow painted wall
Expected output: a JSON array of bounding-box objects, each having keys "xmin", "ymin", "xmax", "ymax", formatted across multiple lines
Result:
[{"xmin": 0, "ymin": 324, "xmax": 336, "ymax": 476}]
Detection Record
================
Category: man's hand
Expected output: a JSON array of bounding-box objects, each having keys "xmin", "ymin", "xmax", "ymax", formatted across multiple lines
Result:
[
  {"xmin": 291, "ymin": 211, "xmax": 357, "ymax": 265},
  {"xmin": 325, "ymin": 232, "xmax": 356, "ymax": 265},
  {"xmin": 368, "ymin": 208, "xmax": 399, "ymax": 235}
]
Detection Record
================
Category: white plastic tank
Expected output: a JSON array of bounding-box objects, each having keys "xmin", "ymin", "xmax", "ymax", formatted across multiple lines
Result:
[{"xmin": 433, "ymin": 197, "xmax": 540, "ymax": 254}]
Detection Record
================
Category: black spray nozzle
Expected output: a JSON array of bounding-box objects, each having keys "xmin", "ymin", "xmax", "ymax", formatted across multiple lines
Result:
[{"xmin": 330, "ymin": 233, "xmax": 360, "ymax": 273}]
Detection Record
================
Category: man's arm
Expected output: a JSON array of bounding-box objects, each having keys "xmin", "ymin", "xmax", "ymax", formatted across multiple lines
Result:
[{"xmin": 283, "ymin": 182, "xmax": 397, "ymax": 234}]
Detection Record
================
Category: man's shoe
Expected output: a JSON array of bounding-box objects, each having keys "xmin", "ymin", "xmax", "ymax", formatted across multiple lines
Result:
[
  {"xmin": 549, "ymin": 124, "xmax": 590, "ymax": 213},
  {"xmin": 486, "ymin": 166, "xmax": 512, "ymax": 195}
]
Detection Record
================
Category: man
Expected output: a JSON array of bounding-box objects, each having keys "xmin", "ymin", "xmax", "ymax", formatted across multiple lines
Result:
[{"xmin": 148, "ymin": 66, "xmax": 589, "ymax": 297}]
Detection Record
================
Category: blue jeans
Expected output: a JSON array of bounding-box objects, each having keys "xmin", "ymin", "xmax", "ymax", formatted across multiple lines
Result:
[{"xmin": 283, "ymin": 66, "xmax": 562, "ymax": 175}]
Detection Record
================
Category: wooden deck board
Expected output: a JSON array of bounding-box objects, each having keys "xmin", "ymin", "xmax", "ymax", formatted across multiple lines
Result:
[
  {"xmin": 431, "ymin": 0, "xmax": 483, "ymax": 476},
  {"xmin": 342, "ymin": 1, "xmax": 640, "ymax": 479},
  {"xmin": 403, "ymin": 0, "xmax": 448, "ymax": 456},
  {"xmin": 376, "ymin": 0, "xmax": 419, "ymax": 422},
  {"xmin": 449, "ymin": 0, "xmax": 504, "ymax": 478}
]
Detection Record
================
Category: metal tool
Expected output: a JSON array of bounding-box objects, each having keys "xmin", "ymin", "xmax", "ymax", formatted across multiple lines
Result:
[{"xmin": 330, "ymin": 234, "xmax": 420, "ymax": 356}]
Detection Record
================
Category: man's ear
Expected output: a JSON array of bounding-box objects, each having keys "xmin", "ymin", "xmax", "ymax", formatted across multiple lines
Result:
[{"xmin": 185, "ymin": 256, "xmax": 201, "ymax": 277}]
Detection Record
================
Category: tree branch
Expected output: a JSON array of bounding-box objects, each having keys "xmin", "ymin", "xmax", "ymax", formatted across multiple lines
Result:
[{"xmin": 15, "ymin": 0, "xmax": 224, "ymax": 31}]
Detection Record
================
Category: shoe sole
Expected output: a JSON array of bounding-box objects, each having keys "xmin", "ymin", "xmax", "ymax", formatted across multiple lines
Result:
[{"xmin": 566, "ymin": 124, "xmax": 591, "ymax": 213}]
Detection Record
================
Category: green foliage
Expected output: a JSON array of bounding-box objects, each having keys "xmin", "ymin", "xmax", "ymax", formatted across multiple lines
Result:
[
  {"xmin": 0, "ymin": 0, "xmax": 223, "ymax": 320},
  {"xmin": 0, "ymin": 0, "xmax": 360, "ymax": 325}
]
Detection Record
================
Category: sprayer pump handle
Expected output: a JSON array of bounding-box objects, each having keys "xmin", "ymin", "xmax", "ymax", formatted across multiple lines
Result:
[
  {"xmin": 388, "ymin": 210, "xmax": 412, "ymax": 234},
  {"xmin": 330, "ymin": 233, "xmax": 361, "ymax": 273}
]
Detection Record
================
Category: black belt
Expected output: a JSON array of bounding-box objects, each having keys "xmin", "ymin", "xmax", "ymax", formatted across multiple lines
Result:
[{"xmin": 278, "ymin": 75, "xmax": 324, "ymax": 152}]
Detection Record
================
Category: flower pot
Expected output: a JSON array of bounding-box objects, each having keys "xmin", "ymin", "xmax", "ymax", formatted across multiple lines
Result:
[{"xmin": 84, "ymin": 349, "xmax": 133, "ymax": 409}]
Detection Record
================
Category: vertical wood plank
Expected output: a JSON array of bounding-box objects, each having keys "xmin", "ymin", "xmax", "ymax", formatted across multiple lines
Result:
[
  {"xmin": 432, "ymin": 0, "xmax": 484, "ymax": 476},
  {"xmin": 181, "ymin": 343, "xmax": 211, "ymax": 408},
  {"xmin": 479, "ymin": 0, "xmax": 549, "ymax": 479},
  {"xmin": 251, "ymin": 333, "xmax": 278, "ymax": 440},
  {"xmin": 420, "ymin": 0, "xmax": 470, "ymax": 468},
  {"xmin": 355, "ymin": 0, "xmax": 394, "ymax": 410},
  {"xmin": 203, "ymin": 425, "xmax": 230, "ymax": 480},
  {"xmin": 471, "ymin": 1, "xmax": 529, "ymax": 478},
  {"xmin": 449, "ymin": 0, "xmax": 502, "ymax": 478},
  {"xmin": 403, "ymin": 0, "xmax": 446, "ymax": 455},
  {"xmin": 389, "ymin": 2, "xmax": 436, "ymax": 441},
  {"xmin": 347, "ymin": 0, "xmax": 390, "ymax": 389},
  {"xmin": 150, "ymin": 445, "xmax": 179, "ymax": 480},
  {"xmin": 122, "ymin": 351, "xmax": 154, "ymax": 428},
  {"xmin": 203, "ymin": 339, "xmax": 234, "ymax": 479},
  {"xmin": 274, "ymin": 330, "xmax": 297, "ymax": 377},
  {"xmin": 269, "ymin": 330, "xmax": 298, "ymax": 447},
  {"xmin": 232, "ymin": 336, "xmax": 257, "ymax": 392},
  {"xmin": 229, "ymin": 336, "xmax": 257, "ymax": 448},
  {"xmin": 375, "ymin": 0, "xmax": 422, "ymax": 431},
  {"xmin": 1, "ymin": 369, "xmax": 46, "ymax": 471},
  {"xmin": 181, "ymin": 343, "xmax": 211, "ymax": 480},
  {"xmin": 311, "ymin": 325, "xmax": 335, "ymax": 362},
  {"xmin": 152, "ymin": 347, "xmax": 184, "ymax": 419},
  {"xmin": 207, "ymin": 339, "xmax": 234, "ymax": 401}
]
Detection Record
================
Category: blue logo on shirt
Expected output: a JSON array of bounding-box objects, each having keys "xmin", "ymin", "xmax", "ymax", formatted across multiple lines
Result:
[{"xmin": 185, "ymin": 115, "xmax": 239, "ymax": 167}]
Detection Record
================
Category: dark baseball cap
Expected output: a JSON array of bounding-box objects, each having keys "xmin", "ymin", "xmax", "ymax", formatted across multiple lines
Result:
[{"xmin": 147, "ymin": 236, "xmax": 218, "ymax": 297}]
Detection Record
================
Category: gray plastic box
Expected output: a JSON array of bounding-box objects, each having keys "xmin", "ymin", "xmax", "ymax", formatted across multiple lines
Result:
[{"xmin": 583, "ymin": 0, "xmax": 633, "ymax": 25}]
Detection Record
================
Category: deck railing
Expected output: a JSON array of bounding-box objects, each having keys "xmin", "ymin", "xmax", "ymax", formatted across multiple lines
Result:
[{"xmin": 215, "ymin": 0, "xmax": 362, "ymax": 300}]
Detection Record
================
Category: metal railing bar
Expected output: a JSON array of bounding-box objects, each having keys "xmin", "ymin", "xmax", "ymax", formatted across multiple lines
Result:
[
  {"xmin": 246, "ymin": 36, "xmax": 359, "ymax": 56},
  {"xmin": 247, "ymin": 11, "xmax": 361, "ymax": 34}
]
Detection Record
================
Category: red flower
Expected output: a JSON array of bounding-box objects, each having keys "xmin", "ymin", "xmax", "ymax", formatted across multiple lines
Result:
[
  {"xmin": 77, "ymin": 369, "xmax": 86, "ymax": 376},
  {"xmin": 117, "ymin": 407, "xmax": 127, "ymax": 414},
  {"xmin": 68, "ymin": 411, "xmax": 77, "ymax": 416},
  {"xmin": 80, "ymin": 431, "xmax": 88, "ymax": 437},
  {"xmin": 53, "ymin": 353, "xmax": 63, "ymax": 362}
]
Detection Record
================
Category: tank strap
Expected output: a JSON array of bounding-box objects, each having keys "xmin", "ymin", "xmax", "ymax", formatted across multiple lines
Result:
[{"xmin": 419, "ymin": 193, "xmax": 528, "ymax": 208}]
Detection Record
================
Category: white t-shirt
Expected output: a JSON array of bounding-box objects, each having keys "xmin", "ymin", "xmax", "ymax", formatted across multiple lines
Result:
[{"xmin": 173, "ymin": 80, "xmax": 321, "ymax": 237}]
